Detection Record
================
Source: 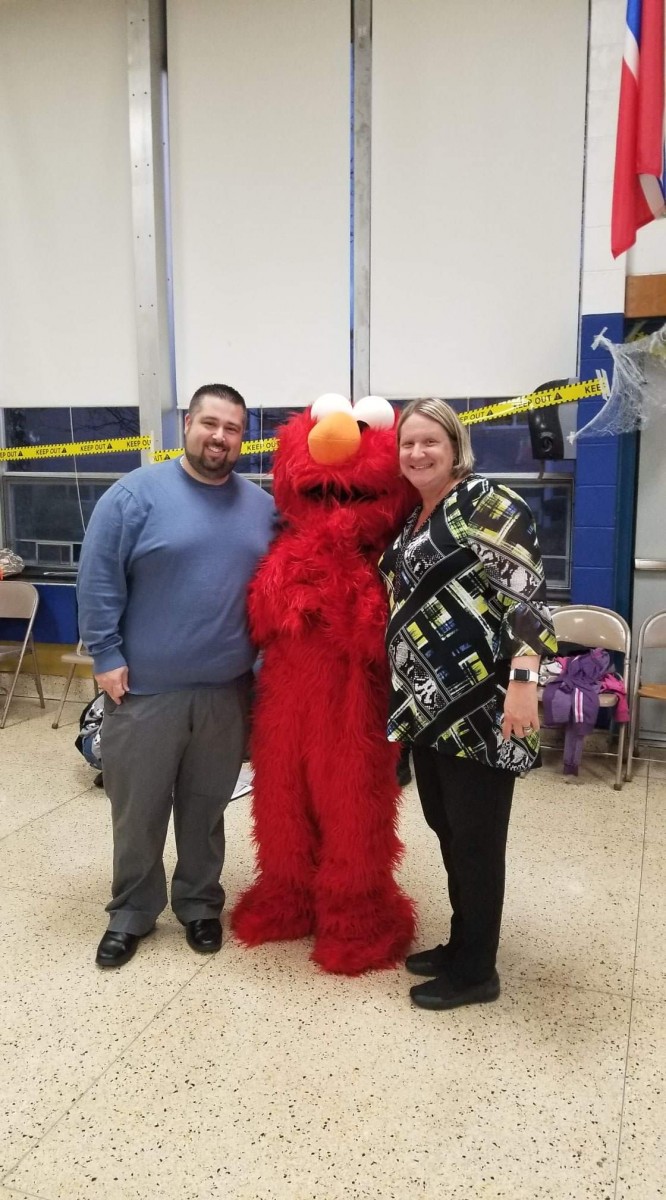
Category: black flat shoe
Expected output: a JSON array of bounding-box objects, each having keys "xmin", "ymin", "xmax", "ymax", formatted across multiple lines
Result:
[
  {"xmin": 405, "ymin": 943, "xmax": 450, "ymax": 977},
  {"xmin": 410, "ymin": 969, "xmax": 500, "ymax": 1011},
  {"xmin": 95, "ymin": 927, "xmax": 153, "ymax": 968},
  {"xmin": 186, "ymin": 918, "xmax": 222, "ymax": 954}
]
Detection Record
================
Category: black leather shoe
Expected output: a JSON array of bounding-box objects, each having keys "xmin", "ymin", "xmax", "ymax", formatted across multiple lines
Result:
[
  {"xmin": 405, "ymin": 943, "xmax": 450, "ymax": 977},
  {"xmin": 410, "ymin": 969, "xmax": 500, "ymax": 1011},
  {"xmin": 185, "ymin": 918, "xmax": 222, "ymax": 954},
  {"xmin": 95, "ymin": 927, "xmax": 153, "ymax": 969}
]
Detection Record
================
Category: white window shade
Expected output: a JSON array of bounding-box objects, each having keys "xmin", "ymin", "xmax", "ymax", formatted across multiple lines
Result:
[
  {"xmin": 167, "ymin": 0, "xmax": 351, "ymax": 409},
  {"xmin": 370, "ymin": 0, "xmax": 588, "ymax": 399},
  {"xmin": 0, "ymin": 0, "xmax": 138, "ymax": 409}
]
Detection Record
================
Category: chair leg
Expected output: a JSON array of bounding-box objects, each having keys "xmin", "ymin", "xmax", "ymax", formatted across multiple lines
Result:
[
  {"xmin": 0, "ymin": 662, "xmax": 22, "ymax": 729},
  {"xmin": 0, "ymin": 680, "xmax": 12, "ymax": 729},
  {"xmin": 52, "ymin": 662, "xmax": 77, "ymax": 730},
  {"xmin": 29, "ymin": 635, "xmax": 45, "ymax": 709},
  {"xmin": 625, "ymin": 694, "xmax": 640, "ymax": 783},
  {"xmin": 0, "ymin": 623, "xmax": 37, "ymax": 729},
  {"xmin": 614, "ymin": 721, "xmax": 626, "ymax": 791}
]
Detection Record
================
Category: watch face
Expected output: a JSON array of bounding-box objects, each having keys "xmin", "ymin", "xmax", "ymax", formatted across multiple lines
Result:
[{"xmin": 512, "ymin": 669, "xmax": 530, "ymax": 681}]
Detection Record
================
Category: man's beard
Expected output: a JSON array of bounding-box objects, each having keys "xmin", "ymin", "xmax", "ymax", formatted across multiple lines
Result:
[{"xmin": 184, "ymin": 445, "xmax": 235, "ymax": 480}]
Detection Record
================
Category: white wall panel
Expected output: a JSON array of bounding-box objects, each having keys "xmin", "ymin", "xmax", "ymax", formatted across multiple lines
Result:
[
  {"xmin": 627, "ymin": 220, "xmax": 666, "ymax": 275},
  {"xmin": 168, "ymin": 0, "xmax": 350, "ymax": 409},
  {"xmin": 370, "ymin": 0, "xmax": 589, "ymax": 398},
  {"xmin": 581, "ymin": 1, "xmax": 625, "ymax": 316},
  {"xmin": 0, "ymin": 0, "xmax": 138, "ymax": 408}
]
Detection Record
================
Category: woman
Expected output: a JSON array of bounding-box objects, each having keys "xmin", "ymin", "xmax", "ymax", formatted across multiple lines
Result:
[{"xmin": 378, "ymin": 398, "xmax": 556, "ymax": 1011}]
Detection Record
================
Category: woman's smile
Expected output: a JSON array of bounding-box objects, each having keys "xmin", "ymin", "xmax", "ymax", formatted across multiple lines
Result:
[{"xmin": 399, "ymin": 413, "xmax": 458, "ymax": 498}]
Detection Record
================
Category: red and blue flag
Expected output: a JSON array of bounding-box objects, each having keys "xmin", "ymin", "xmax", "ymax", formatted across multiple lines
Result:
[{"xmin": 611, "ymin": 0, "xmax": 666, "ymax": 258}]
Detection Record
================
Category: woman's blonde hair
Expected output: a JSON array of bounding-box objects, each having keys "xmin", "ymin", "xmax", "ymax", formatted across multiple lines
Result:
[{"xmin": 397, "ymin": 398, "xmax": 475, "ymax": 479}]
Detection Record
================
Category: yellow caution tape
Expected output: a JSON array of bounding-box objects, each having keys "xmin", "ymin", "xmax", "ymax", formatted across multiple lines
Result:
[
  {"xmin": 151, "ymin": 437, "xmax": 278, "ymax": 463},
  {"xmin": 239, "ymin": 436, "xmax": 280, "ymax": 456},
  {"xmin": 0, "ymin": 435, "xmax": 152, "ymax": 462},
  {"xmin": 152, "ymin": 437, "xmax": 279, "ymax": 462},
  {"xmin": 459, "ymin": 378, "xmax": 603, "ymax": 426},
  {"xmin": 0, "ymin": 434, "xmax": 279, "ymax": 463},
  {"xmin": 0, "ymin": 382, "xmax": 602, "ymax": 462}
]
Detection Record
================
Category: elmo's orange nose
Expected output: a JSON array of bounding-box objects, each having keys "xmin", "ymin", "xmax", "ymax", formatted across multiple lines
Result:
[{"xmin": 308, "ymin": 411, "xmax": 361, "ymax": 465}]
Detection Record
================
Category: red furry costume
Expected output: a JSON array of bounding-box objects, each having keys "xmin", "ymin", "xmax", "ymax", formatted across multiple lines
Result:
[{"xmin": 231, "ymin": 399, "xmax": 417, "ymax": 974}]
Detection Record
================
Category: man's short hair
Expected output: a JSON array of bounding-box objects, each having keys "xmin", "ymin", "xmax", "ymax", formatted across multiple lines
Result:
[{"xmin": 188, "ymin": 384, "xmax": 247, "ymax": 418}]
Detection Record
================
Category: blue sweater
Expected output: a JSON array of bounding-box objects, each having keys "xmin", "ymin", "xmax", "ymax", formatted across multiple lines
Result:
[{"xmin": 77, "ymin": 460, "xmax": 276, "ymax": 694}]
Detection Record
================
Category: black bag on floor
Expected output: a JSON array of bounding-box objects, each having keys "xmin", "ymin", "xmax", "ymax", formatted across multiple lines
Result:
[{"xmin": 75, "ymin": 693, "xmax": 104, "ymax": 772}]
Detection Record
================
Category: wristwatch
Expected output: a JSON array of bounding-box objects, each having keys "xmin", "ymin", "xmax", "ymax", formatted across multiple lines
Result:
[{"xmin": 509, "ymin": 668, "xmax": 539, "ymax": 683}]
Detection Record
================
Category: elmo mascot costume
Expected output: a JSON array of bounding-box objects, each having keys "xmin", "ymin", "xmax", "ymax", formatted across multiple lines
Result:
[{"xmin": 231, "ymin": 393, "xmax": 417, "ymax": 974}]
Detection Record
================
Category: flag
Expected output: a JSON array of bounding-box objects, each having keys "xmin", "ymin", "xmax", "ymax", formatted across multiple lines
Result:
[{"xmin": 611, "ymin": 0, "xmax": 666, "ymax": 258}]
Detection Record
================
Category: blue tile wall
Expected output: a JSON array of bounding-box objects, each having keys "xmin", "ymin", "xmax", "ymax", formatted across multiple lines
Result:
[
  {"xmin": 579, "ymin": 313, "xmax": 625, "ymax": 363},
  {"xmin": 574, "ymin": 440, "xmax": 619, "ymax": 488},
  {"xmin": 570, "ymin": 567, "xmax": 615, "ymax": 609},
  {"xmin": 572, "ymin": 526, "xmax": 616, "ymax": 569},
  {"xmin": 571, "ymin": 312, "xmax": 631, "ymax": 613},
  {"xmin": 574, "ymin": 485, "xmax": 617, "ymax": 528}
]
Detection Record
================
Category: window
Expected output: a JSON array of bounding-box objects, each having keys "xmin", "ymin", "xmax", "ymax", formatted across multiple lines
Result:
[
  {"xmin": 3, "ymin": 473, "xmax": 119, "ymax": 576},
  {"xmin": 5, "ymin": 407, "xmax": 141, "ymax": 474}
]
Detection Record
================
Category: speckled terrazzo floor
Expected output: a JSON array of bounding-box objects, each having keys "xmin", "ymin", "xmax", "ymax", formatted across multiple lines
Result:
[{"xmin": 0, "ymin": 678, "xmax": 665, "ymax": 1200}]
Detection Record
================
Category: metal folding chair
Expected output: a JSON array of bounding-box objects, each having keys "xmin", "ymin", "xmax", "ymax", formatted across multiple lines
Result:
[
  {"xmin": 626, "ymin": 610, "xmax": 666, "ymax": 782},
  {"xmin": 550, "ymin": 604, "xmax": 631, "ymax": 791},
  {"xmin": 0, "ymin": 581, "xmax": 45, "ymax": 728},
  {"xmin": 51, "ymin": 638, "xmax": 98, "ymax": 729}
]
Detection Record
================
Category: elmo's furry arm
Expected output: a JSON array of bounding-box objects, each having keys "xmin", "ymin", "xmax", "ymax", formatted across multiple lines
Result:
[
  {"xmin": 311, "ymin": 507, "xmax": 388, "ymax": 664},
  {"xmin": 249, "ymin": 512, "xmax": 388, "ymax": 664},
  {"xmin": 321, "ymin": 555, "xmax": 388, "ymax": 665},
  {"xmin": 248, "ymin": 533, "xmax": 324, "ymax": 643}
]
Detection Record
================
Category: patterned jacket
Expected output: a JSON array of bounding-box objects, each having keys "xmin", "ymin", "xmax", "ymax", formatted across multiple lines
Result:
[{"xmin": 378, "ymin": 474, "xmax": 557, "ymax": 774}]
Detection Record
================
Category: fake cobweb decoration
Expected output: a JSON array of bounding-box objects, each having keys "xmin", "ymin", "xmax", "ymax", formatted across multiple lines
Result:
[{"xmin": 571, "ymin": 321, "xmax": 666, "ymax": 441}]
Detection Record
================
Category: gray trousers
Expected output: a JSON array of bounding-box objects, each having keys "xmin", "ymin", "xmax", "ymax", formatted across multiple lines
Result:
[{"xmin": 101, "ymin": 679, "xmax": 250, "ymax": 935}]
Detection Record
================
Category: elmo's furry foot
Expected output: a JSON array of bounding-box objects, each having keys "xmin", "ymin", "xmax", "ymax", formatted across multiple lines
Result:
[
  {"xmin": 231, "ymin": 880, "xmax": 315, "ymax": 946},
  {"xmin": 312, "ymin": 887, "xmax": 417, "ymax": 975}
]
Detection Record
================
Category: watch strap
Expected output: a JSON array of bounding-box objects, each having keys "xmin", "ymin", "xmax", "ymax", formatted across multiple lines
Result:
[{"xmin": 509, "ymin": 668, "xmax": 539, "ymax": 683}]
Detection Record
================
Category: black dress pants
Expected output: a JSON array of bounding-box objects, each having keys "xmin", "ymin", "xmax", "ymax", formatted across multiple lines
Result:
[{"xmin": 411, "ymin": 747, "xmax": 515, "ymax": 986}]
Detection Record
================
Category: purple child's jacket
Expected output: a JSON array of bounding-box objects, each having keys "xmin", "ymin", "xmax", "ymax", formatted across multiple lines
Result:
[{"xmin": 542, "ymin": 649, "xmax": 611, "ymax": 775}]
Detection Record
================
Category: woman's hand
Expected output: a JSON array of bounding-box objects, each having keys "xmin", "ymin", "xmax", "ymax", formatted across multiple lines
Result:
[{"xmin": 501, "ymin": 681, "xmax": 539, "ymax": 741}]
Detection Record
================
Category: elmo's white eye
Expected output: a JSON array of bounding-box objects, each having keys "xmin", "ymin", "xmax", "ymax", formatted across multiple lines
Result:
[
  {"xmin": 352, "ymin": 395, "xmax": 395, "ymax": 429},
  {"xmin": 311, "ymin": 393, "xmax": 353, "ymax": 422}
]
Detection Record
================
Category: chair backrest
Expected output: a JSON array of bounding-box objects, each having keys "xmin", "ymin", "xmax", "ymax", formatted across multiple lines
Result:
[
  {"xmin": 634, "ymin": 610, "xmax": 666, "ymax": 687},
  {"xmin": 0, "ymin": 580, "xmax": 39, "ymax": 622},
  {"xmin": 639, "ymin": 610, "xmax": 666, "ymax": 652},
  {"xmin": 552, "ymin": 604, "xmax": 631, "ymax": 687}
]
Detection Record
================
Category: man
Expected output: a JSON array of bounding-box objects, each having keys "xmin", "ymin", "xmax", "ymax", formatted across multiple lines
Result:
[{"xmin": 77, "ymin": 384, "xmax": 276, "ymax": 968}]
